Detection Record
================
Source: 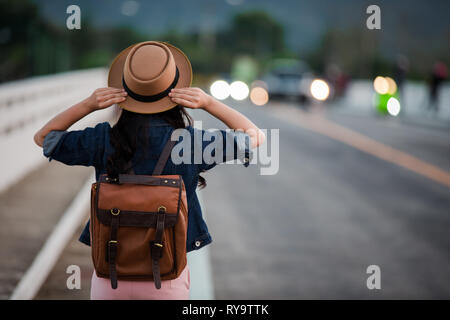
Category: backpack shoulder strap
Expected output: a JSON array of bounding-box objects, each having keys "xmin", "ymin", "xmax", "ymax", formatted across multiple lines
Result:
[{"xmin": 152, "ymin": 130, "xmax": 179, "ymax": 175}]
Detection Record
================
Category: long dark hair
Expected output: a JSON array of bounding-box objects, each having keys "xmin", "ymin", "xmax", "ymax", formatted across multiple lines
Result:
[{"xmin": 106, "ymin": 105, "xmax": 206, "ymax": 188}]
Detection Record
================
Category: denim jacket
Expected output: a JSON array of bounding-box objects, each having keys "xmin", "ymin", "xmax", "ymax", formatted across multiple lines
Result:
[{"xmin": 42, "ymin": 114, "xmax": 251, "ymax": 252}]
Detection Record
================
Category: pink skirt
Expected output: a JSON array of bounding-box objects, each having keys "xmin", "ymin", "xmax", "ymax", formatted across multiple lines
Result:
[{"xmin": 90, "ymin": 266, "xmax": 190, "ymax": 300}]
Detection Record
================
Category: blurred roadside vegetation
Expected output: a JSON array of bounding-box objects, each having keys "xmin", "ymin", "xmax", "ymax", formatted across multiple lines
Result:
[
  {"xmin": 0, "ymin": 1, "xmax": 292, "ymax": 86},
  {"xmin": 1, "ymin": 0, "xmax": 448, "ymax": 85}
]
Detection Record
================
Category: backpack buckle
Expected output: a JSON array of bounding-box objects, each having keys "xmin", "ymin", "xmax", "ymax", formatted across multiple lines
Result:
[{"xmin": 150, "ymin": 241, "xmax": 164, "ymax": 258}]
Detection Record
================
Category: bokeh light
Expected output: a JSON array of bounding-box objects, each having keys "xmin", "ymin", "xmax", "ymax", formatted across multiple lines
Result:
[
  {"xmin": 230, "ymin": 81, "xmax": 249, "ymax": 100},
  {"xmin": 250, "ymin": 87, "xmax": 269, "ymax": 106},
  {"xmin": 387, "ymin": 97, "xmax": 401, "ymax": 116},
  {"xmin": 310, "ymin": 79, "xmax": 330, "ymax": 101},
  {"xmin": 373, "ymin": 76, "xmax": 389, "ymax": 94},
  {"xmin": 385, "ymin": 77, "xmax": 398, "ymax": 95},
  {"xmin": 210, "ymin": 80, "xmax": 230, "ymax": 100}
]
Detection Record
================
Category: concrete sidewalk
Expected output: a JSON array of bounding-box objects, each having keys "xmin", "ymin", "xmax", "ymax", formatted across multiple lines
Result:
[
  {"xmin": 35, "ymin": 220, "xmax": 93, "ymax": 299},
  {"xmin": 0, "ymin": 161, "xmax": 92, "ymax": 299}
]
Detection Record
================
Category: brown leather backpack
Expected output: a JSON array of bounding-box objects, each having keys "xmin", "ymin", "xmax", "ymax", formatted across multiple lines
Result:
[{"xmin": 89, "ymin": 138, "xmax": 188, "ymax": 289}]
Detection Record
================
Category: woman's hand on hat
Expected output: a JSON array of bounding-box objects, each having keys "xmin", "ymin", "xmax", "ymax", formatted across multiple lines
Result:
[
  {"xmin": 86, "ymin": 87, "xmax": 128, "ymax": 111},
  {"xmin": 168, "ymin": 87, "xmax": 212, "ymax": 110}
]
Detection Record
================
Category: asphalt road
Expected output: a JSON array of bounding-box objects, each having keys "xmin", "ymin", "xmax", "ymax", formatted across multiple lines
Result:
[{"xmin": 194, "ymin": 100, "xmax": 450, "ymax": 299}]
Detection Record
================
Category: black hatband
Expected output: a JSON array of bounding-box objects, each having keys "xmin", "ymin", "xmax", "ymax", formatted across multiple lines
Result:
[{"xmin": 122, "ymin": 67, "xmax": 179, "ymax": 102}]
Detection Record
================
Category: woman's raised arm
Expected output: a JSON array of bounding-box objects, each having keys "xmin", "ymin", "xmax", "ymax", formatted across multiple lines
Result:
[
  {"xmin": 169, "ymin": 87, "xmax": 266, "ymax": 148},
  {"xmin": 33, "ymin": 87, "xmax": 127, "ymax": 147}
]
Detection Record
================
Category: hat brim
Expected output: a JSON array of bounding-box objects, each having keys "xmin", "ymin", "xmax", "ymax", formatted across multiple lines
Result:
[{"xmin": 108, "ymin": 41, "xmax": 193, "ymax": 114}]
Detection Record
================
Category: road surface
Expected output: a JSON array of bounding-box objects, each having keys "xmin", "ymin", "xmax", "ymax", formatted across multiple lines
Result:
[{"xmin": 198, "ymin": 100, "xmax": 450, "ymax": 299}]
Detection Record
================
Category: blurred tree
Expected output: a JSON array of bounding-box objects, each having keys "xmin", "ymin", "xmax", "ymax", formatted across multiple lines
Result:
[
  {"xmin": 306, "ymin": 25, "xmax": 450, "ymax": 81},
  {"xmin": 1, "ymin": 4, "xmax": 294, "ymax": 84},
  {"xmin": 306, "ymin": 27, "xmax": 390, "ymax": 78},
  {"xmin": 0, "ymin": 0, "xmax": 39, "ymax": 82},
  {"xmin": 228, "ymin": 10, "xmax": 285, "ymax": 57},
  {"xmin": 0, "ymin": 0, "xmax": 149, "ymax": 83},
  {"xmin": 104, "ymin": 26, "xmax": 148, "ymax": 55},
  {"xmin": 231, "ymin": 55, "xmax": 259, "ymax": 83},
  {"xmin": 213, "ymin": 10, "xmax": 294, "ymax": 77}
]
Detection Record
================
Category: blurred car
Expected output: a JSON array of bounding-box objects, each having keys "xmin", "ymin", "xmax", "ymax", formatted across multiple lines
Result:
[{"xmin": 261, "ymin": 59, "xmax": 314, "ymax": 103}]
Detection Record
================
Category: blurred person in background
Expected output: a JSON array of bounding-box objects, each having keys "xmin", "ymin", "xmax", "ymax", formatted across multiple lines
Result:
[
  {"xmin": 393, "ymin": 54, "xmax": 409, "ymax": 103},
  {"xmin": 326, "ymin": 63, "xmax": 350, "ymax": 100},
  {"xmin": 428, "ymin": 61, "xmax": 448, "ymax": 113},
  {"xmin": 33, "ymin": 41, "xmax": 265, "ymax": 300}
]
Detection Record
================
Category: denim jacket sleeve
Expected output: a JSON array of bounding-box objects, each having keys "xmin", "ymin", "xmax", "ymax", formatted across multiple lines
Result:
[
  {"xmin": 42, "ymin": 122, "xmax": 110, "ymax": 167},
  {"xmin": 188, "ymin": 127, "xmax": 253, "ymax": 172}
]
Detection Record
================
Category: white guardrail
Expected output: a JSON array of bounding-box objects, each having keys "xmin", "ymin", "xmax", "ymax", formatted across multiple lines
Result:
[{"xmin": 0, "ymin": 68, "xmax": 112, "ymax": 192}]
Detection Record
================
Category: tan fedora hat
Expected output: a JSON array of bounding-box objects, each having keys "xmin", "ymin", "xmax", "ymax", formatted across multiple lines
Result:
[{"xmin": 108, "ymin": 41, "xmax": 192, "ymax": 114}]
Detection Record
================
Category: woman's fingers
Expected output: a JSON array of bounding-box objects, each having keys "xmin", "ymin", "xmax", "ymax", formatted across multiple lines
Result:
[
  {"xmin": 99, "ymin": 89, "xmax": 125, "ymax": 96},
  {"xmin": 170, "ymin": 87, "xmax": 208, "ymax": 109},
  {"xmin": 96, "ymin": 87, "xmax": 124, "ymax": 94},
  {"xmin": 95, "ymin": 88, "xmax": 127, "ymax": 108},
  {"xmin": 95, "ymin": 87, "xmax": 111, "ymax": 93},
  {"xmin": 94, "ymin": 87, "xmax": 205, "ymax": 108},
  {"xmin": 170, "ymin": 97, "xmax": 196, "ymax": 108},
  {"xmin": 98, "ymin": 92, "xmax": 127, "ymax": 101},
  {"xmin": 88, "ymin": 88, "xmax": 126, "ymax": 110},
  {"xmin": 99, "ymin": 96, "xmax": 127, "ymax": 108},
  {"xmin": 171, "ymin": 88, "xmax": 198, "ymax": 96},
  {"xmin": 168, "ymin": 92, "xmax": 197, "ymax": 101},
  {"xmin": 169, "ymin": 88, "xmax": 201, "ymax": 106}
]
